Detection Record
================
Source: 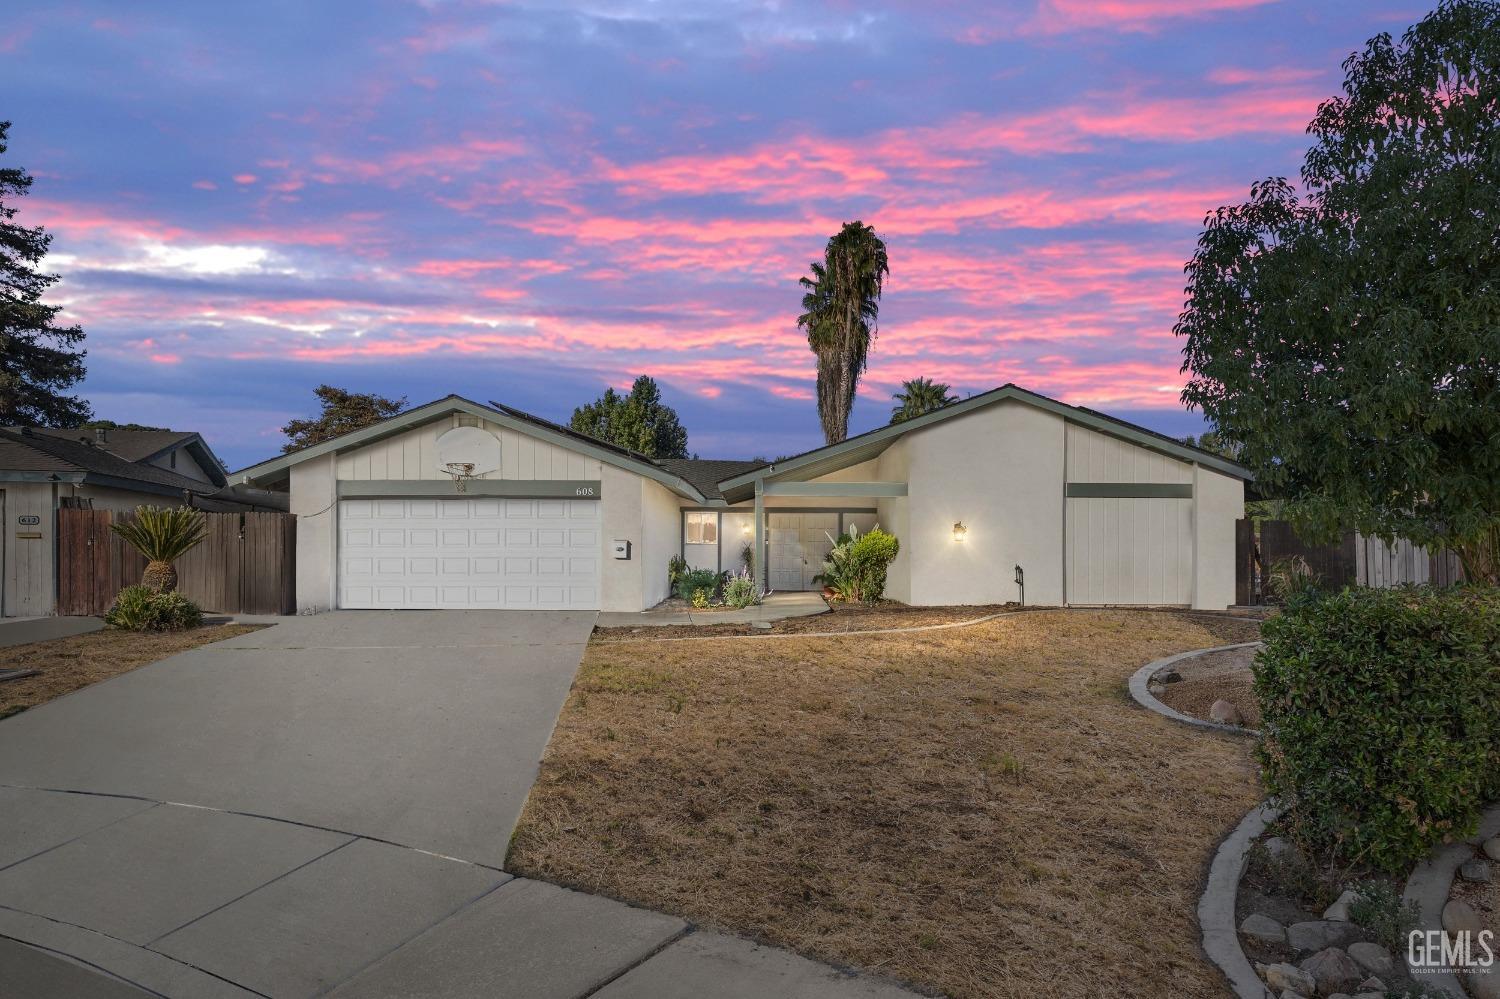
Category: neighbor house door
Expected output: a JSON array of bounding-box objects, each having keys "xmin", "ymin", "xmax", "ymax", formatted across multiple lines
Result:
[{"xmin": 766, "ymin": 512, "xmax": 838, "ymax": 591}]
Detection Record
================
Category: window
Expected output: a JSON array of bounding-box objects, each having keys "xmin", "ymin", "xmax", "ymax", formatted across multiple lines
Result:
[{"xmin": 685, "ymin": 512, "xmax": 718, "ymax": 545}]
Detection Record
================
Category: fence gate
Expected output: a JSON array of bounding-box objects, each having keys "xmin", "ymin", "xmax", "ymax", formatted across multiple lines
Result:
[
  {"xmin": 57, "ymin": 509, "xmax": 296, "ymax": 616},
  {"xmin": 1234, "ymin": 519, "xmax": 1464, "ymax": 603}
]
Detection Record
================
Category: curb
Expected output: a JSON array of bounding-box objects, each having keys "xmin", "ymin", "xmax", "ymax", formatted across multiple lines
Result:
[
  {"xmin": 1402, "ymin": 801, "xmax": 1500, "ymax": 997},
  {"xmin": 1128, "ymin": 642, "xmax": 1263, "ymax": 736},
  {"xmin": 1198, "ymin": 800, "xmax": 1282, "ymax": 999}
]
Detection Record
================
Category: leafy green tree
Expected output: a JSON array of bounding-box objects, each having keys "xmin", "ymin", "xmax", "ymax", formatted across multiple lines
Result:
[
  {"xmin": 1178, "ymin": 430, "xmax": 1243, "ymax": 462},
  {"xmin": 889, "ymin": 377, "xmax": 958, "ymax": 424},
  {"xmin": 0, "ymin": 121, "xmax": 90, "ymax": 426},
  {"xmin": 79, "ymin": 419, "xmax": 171, "ymax": 432},
  {"xmin": 281, "ymin": 385, "xmax": 406, "ymax": 452},
  {"xmin": 569, "ymin": 375, "xmax": 689, "ymax": 458},
  {"xmin": 1176, "ymin": 0, "xmax": 1500, "ymax": 583},
  {"xmin": 798, "ymin": 221, "xmax": 890, "ymax": 445}
]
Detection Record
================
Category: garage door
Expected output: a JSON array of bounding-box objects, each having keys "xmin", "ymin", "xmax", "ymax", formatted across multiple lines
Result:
[
  {"xmin": 338, "ymin": 498, "xmax": 600, "ymax": 609},
  {"xmin": 1065, "ymin": 497, "xmax": 1192, "ymax": 605}
]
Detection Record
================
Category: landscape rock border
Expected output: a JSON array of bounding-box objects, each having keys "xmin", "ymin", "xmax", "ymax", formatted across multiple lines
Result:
[
  {"xmin": 1200, "ymin": 800, "xmax": 1282, "ymax": 999},
  {"xmin": 1128, "ymin": 641, "xmax": 1263, "ymax": 736},
  {"xmin": 1402, "ymin": 802, "xmax": 1500, "ymax": 998}
]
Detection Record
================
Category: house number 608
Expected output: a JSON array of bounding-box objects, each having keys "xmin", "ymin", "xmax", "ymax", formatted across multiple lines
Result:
[{"xmin": 575, "ymin": 486, "xmax": 596, "ymax": 497}]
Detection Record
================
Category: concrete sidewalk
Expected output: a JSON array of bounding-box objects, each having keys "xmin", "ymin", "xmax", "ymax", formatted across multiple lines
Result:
[
  {"xmin": 0, "ymin": 615, "xmax": 103, "ymax": 649},
  {"xmin": 597, "ymin": 590, "xmax": 828, "ymax": 628}
]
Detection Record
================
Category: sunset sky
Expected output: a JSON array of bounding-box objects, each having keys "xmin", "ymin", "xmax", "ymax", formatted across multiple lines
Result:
[{"xmin": 4, "ymin": 1, "xmax": 1418, "ymax": 469}]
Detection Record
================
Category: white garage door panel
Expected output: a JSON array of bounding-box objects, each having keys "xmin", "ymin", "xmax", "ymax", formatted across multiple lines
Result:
[
  {"xmin": 339, "ymin": 498, "xmax": 599, "ymax": 609},
  {"xmin": 1065, "ymin": 497, "xmax": 1192, "ymax": 605}
]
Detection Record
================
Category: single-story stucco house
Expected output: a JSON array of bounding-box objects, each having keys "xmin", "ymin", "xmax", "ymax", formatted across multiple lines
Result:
[
  {"xmin": 234, "ymin": 384, "xmax": 1250, "ymax": 614},
  {"xmin": 0, "ymin": 426, "xmax": 274, "ymax": 617}
]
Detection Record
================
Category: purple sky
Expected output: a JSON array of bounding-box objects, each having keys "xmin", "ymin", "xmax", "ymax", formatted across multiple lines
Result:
[{"xmin": 4, "ymin": 1, "xmax": 1419, "ymax": 469}]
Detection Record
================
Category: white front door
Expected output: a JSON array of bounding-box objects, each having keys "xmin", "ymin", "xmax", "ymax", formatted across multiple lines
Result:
[
  {"xmin": 767, "ymin": 512, "xmax": 839, "ymax": 591},
  {"xmin": 338, "ymin": 498, "xmax": 600, "ymax": 609}
]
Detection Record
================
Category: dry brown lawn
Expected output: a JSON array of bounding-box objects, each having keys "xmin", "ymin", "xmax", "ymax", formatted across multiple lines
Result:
[
  {"xmin": 511, "ymin": 609, "xmax": 1265, "ymax": 999},
  {"xmin": 595, "ymin": 601, "xmax": 1019, "ymax": 641},
  {"xmin": 0, "ymin": 624, "xmax": 262, "ymax": 720}
]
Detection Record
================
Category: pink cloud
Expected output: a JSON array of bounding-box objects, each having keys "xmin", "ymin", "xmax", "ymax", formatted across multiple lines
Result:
[
  {"xmin": 232, "ymin": 173, "xmax": 258, "ymax": 185},
  {"xmin": 1025, "ymin": 0, "xmax": 1277, "ymax": 34}
]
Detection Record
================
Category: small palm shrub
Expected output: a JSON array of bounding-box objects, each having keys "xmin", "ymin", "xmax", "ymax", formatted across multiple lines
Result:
[
  {"xmin": 105, "ymin": 585, "xmax": 203, "ymax": 632},
  {"xmin": 110, "ymin": 506, "xmax": 207, "ymax": 593},
  {"xmin": 1254, "ymin": 585, "xmax": 1500, "ymax": 871},
  {"xmin": 723, "ymin": 573, "xmax": 759, "ymax": 608}
]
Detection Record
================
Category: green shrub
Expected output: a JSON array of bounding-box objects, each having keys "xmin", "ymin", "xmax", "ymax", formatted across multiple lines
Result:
[
  {"xmin": 1266, "ymin": 554, "xmax": 1319, "ymax": 603},
  {"xmin": 1346, "ymin": 879, "xmax": 1420, "ymax": 953},
  {"xmin": 105, "ymin": 585, "xmax": 204, "ymax": 632},
  {"xmin": 723, "ymin": 573, "xmax": 759, "ymax": 609},
  {"xmin": 691, "ymin": 588, "xmax": 711, "ymax": 609},
  {"xmin": 848, "ymin": 527, "xmax": 900, "ymax": 602},
  {"xmin": 674, "ymin": 568, "xmax": 720, "ymax": 602},
  {"xmin": 667, "ymin": 554, "xmax": 688, "ymax": 592},
  {"xmin": 1254, "ymin": 585, "xmax": 1500, "ymax": 871}
]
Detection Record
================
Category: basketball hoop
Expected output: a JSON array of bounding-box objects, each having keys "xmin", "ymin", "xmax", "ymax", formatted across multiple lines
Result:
[{"xmin": 443, "ymin": 461, "xmax": 477, "ymax": 493}]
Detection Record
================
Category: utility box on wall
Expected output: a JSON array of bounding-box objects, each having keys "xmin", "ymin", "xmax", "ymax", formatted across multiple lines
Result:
[{"xmin": 610, "ymin": 539, "xmax": 631, "ymax": 560}]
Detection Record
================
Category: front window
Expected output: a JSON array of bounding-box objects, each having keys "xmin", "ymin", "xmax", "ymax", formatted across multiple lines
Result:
[{"xmin": 685, "ymin": 512, "xmax": 718, "ymax": 545}]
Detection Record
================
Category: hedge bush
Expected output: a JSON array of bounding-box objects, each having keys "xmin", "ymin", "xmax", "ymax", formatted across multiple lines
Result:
[
  {"xmin": 1254, "ymin": 586, "xmax": 1500, "ymax": 871},
  {"xmin": 674, "ymin": 568, "xmax": 721, "ymax": 602},
  {"xmin": 848, "ymin": 527, "xmax": 900, "ymax": 603},
  {"xmin": 105, "ymin": 585, "xmax": 204, "ymax": 632}
]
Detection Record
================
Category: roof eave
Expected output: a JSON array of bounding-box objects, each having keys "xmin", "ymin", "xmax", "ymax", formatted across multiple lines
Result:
[{"xmin": 234, "ymin": 396, "xmax": 707, "ymax": 502}]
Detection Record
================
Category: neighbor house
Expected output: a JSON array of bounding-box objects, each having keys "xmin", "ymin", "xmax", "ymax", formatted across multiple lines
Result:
[
  {"xmin": 233, "ymin": 385, "xmax": 1249, "ymax": 614},
  {"xmin": 0, "ymin": 426, "xmax": 268, "ymax": 617}
]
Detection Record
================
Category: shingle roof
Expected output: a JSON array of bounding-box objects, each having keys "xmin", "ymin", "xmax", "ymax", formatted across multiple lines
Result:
[
  {"xmin": 656, "ymin": 458, "xmax": 766, "ymax": 501},
  {"xmin": 27, "ymin": 428, "xmax": 198, "ymax": 463},
  {"xmin": 0, "ymin": 429, "xmax": 216, "ymax": 495}
]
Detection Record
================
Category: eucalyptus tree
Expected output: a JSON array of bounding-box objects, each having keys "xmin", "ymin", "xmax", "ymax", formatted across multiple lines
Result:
[
  {"xmin": 1176, "ymin": 0, "xmax": 1500, "ymax": 583},
  {"xmin": 798, "ymin": 221, "xmax": 890, "ymax": 444}
]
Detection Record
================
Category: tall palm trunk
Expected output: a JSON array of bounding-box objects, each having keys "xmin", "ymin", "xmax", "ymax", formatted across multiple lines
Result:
[{"xmin": 799, "ymin": 221, "xmax": 889, "ymax": 446}]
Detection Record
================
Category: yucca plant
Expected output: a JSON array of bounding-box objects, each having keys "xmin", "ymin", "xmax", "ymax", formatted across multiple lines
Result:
[{"xmin": 110, "ymin": 506, "xmax": 207, "ymax": 593}]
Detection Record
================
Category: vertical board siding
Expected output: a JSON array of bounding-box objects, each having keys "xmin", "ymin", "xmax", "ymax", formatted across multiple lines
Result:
[
  {"xmin": 1065, "ymin": 423, "xmax": 1193, "ymax": 484},
  {"xmin": 1064, "ymin": 496, "xmax": 1191, "ymax": 604},
  {"xmin": 58, "ymin": 509, "xmax": 296, "ymax": 615},
  {"xmin": 333, "ymin": 416, "xmax": 605, "ymax": 483}
]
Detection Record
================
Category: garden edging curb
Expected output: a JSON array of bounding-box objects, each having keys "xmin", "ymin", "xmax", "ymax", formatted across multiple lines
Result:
[
  {"xmin": 1402, "ymin": 801, "xmax": 1500, "ymax": 998},
  {"xmin": 1128, "ymin": 642, "xmax": 1263, "ymax": 736},
  {"xmin": 1199, "ymin": 800, "xmax": 1282, "ymax": 999}
]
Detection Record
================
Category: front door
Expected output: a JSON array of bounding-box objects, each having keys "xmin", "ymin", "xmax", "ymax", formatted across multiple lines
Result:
[{"xmin": 767, "ymin": 513, "xmax": 838, "ymax": 591}]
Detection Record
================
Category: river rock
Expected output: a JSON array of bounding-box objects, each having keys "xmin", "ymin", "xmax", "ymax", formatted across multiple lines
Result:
[
  {"xmin": 1346, "ymin": 942, "xmax": 1394, "ymax": 977},
  {"xmin": 1263, "ymin": 962, "xmax": 1317, "ymax": 994},
  {"xmin": 1443, "ymin": 898, "xmax": 1483, "ymax": 935},
  {"xmin": 1459, "ymin": 858, "xmax": 1492, "ymax": 883},
  {"xmin": 1300, "ymin": 947, "xmax": 1364, "ymax": 996},
  {"xmin": 1483, "ymin": 836, "xmax": 1500, "ymax": 861},
  {"xmin": 1323, "ymin": 889, "xmax": 1359, "ymax": 921},
  {"xmin": 1287, "ymin": 920, "xmax": 1362, "ymax": 953},
  {"xmin": 1210, "ymin": 698, "xmax": 1242, "ymax": 725},
  {"xmin": 1242, "ymin": 912, "xmax": 1288, "ymax": 945}
]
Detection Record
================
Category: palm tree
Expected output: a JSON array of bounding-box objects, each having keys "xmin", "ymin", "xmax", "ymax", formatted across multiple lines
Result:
[
  {"xmin": 798, "ymin": 221, "xmax": 890, "ymax": 445},
  {"xmin": 110, "ymin": 506, "xmax": 207, "ymax": 593},
  {"xmin": 890, "ymin": 377, "xmax": 958, "ymax": 424}
]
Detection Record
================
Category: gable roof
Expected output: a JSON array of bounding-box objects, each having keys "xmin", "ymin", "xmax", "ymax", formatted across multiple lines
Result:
[
  {"xmin": 657, "ymin": 458, "xmax": 766, "ymax": 502},
  {"xmin": 0, "ymin": 428, "xmax": 223, "ymax": 497},
  {"xmin": 715, "ymin": 383, "xmax": 1252, "ymax": 503},
  {"xmin": 23, "ymin": 428, "xmax": 228, "ymax": 486},
  {"xmin": 233, "ymin": 395, "xmax": 708, "ymax": 501}
]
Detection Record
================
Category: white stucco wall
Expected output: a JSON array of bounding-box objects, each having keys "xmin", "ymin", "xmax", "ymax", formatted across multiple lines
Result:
[
  {"xmin": 601, "ymin": 465, "xmax": 645, "ymax": 612},
  {"xmin": 1192, "ymin": 464, "xmax": 1244, "ymax": 609},
  {"xmin": 898, "ymin": 399, "xmax": 1067, "ymax": 606},
  {"xmin": 640, "ymin": 478, "xmax": 680, "ymax": 608},
  {"xmin": 291, "ymin": 454, "xmax": 338, "ymax": 614},
  {"xmin": 875, "ymin": 437, "xmax": 912, "ymax": 603}
]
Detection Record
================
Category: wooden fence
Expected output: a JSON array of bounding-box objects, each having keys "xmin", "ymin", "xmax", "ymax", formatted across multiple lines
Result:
[
  {"xmin": 1235, "ymin": 518, "xmax": 1464, "ymax": 603},
  {"xmin": 58, "ymin": 509, "xmax": 296, "ymax": 616}
]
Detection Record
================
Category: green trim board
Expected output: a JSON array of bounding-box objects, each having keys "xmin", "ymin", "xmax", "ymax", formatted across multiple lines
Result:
[
  {"xmin": 337, "ymin": 479, "xmax": 602, "ymax": 500},
  {"xmin": 1065, "ymin": 482, "xmax": 1193, "ymax": 499},
  {"xmin": 234, "ymin": 395, "xmax": 704, "ymax": 502}
]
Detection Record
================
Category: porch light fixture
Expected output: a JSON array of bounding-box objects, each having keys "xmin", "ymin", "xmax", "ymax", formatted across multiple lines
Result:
[{"xmin": 952, "ymin": 521, "xmax": 967, "ymax": 542}]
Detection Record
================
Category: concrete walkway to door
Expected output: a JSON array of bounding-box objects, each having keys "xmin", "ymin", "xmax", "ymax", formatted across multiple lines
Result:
[{"xmin": 0, "ymin": 611, "xmax": 924, "ymax": 999}]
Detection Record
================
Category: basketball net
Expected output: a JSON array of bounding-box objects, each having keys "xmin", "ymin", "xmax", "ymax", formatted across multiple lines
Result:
[{"xmin": 443, "ymin": 462, "xmax": 477, "ymax": 493}]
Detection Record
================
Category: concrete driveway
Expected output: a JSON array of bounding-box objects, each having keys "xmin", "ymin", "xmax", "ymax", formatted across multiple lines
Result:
[{"xmin": 0, "ymin": 612, "xmax": 924, "ymax": 999}]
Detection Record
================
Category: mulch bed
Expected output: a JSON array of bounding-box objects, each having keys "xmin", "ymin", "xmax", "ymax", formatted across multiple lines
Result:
[
  {"xmin": 512, "ymin": 609, "xmax": 1264, "ymax": 998},
  {"xmin": 1156, "ymin": 644, "xmax": 1261, "ymax": 728},
  {"xmin": 0, "ymin": 624, "xmax": 263, "ymax": 720}
]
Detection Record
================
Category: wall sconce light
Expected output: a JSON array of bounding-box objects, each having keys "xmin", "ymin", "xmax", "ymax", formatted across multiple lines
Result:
[{"xmin": 952, "ymin": 521, "xmax": 967, "ymax": 542}]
